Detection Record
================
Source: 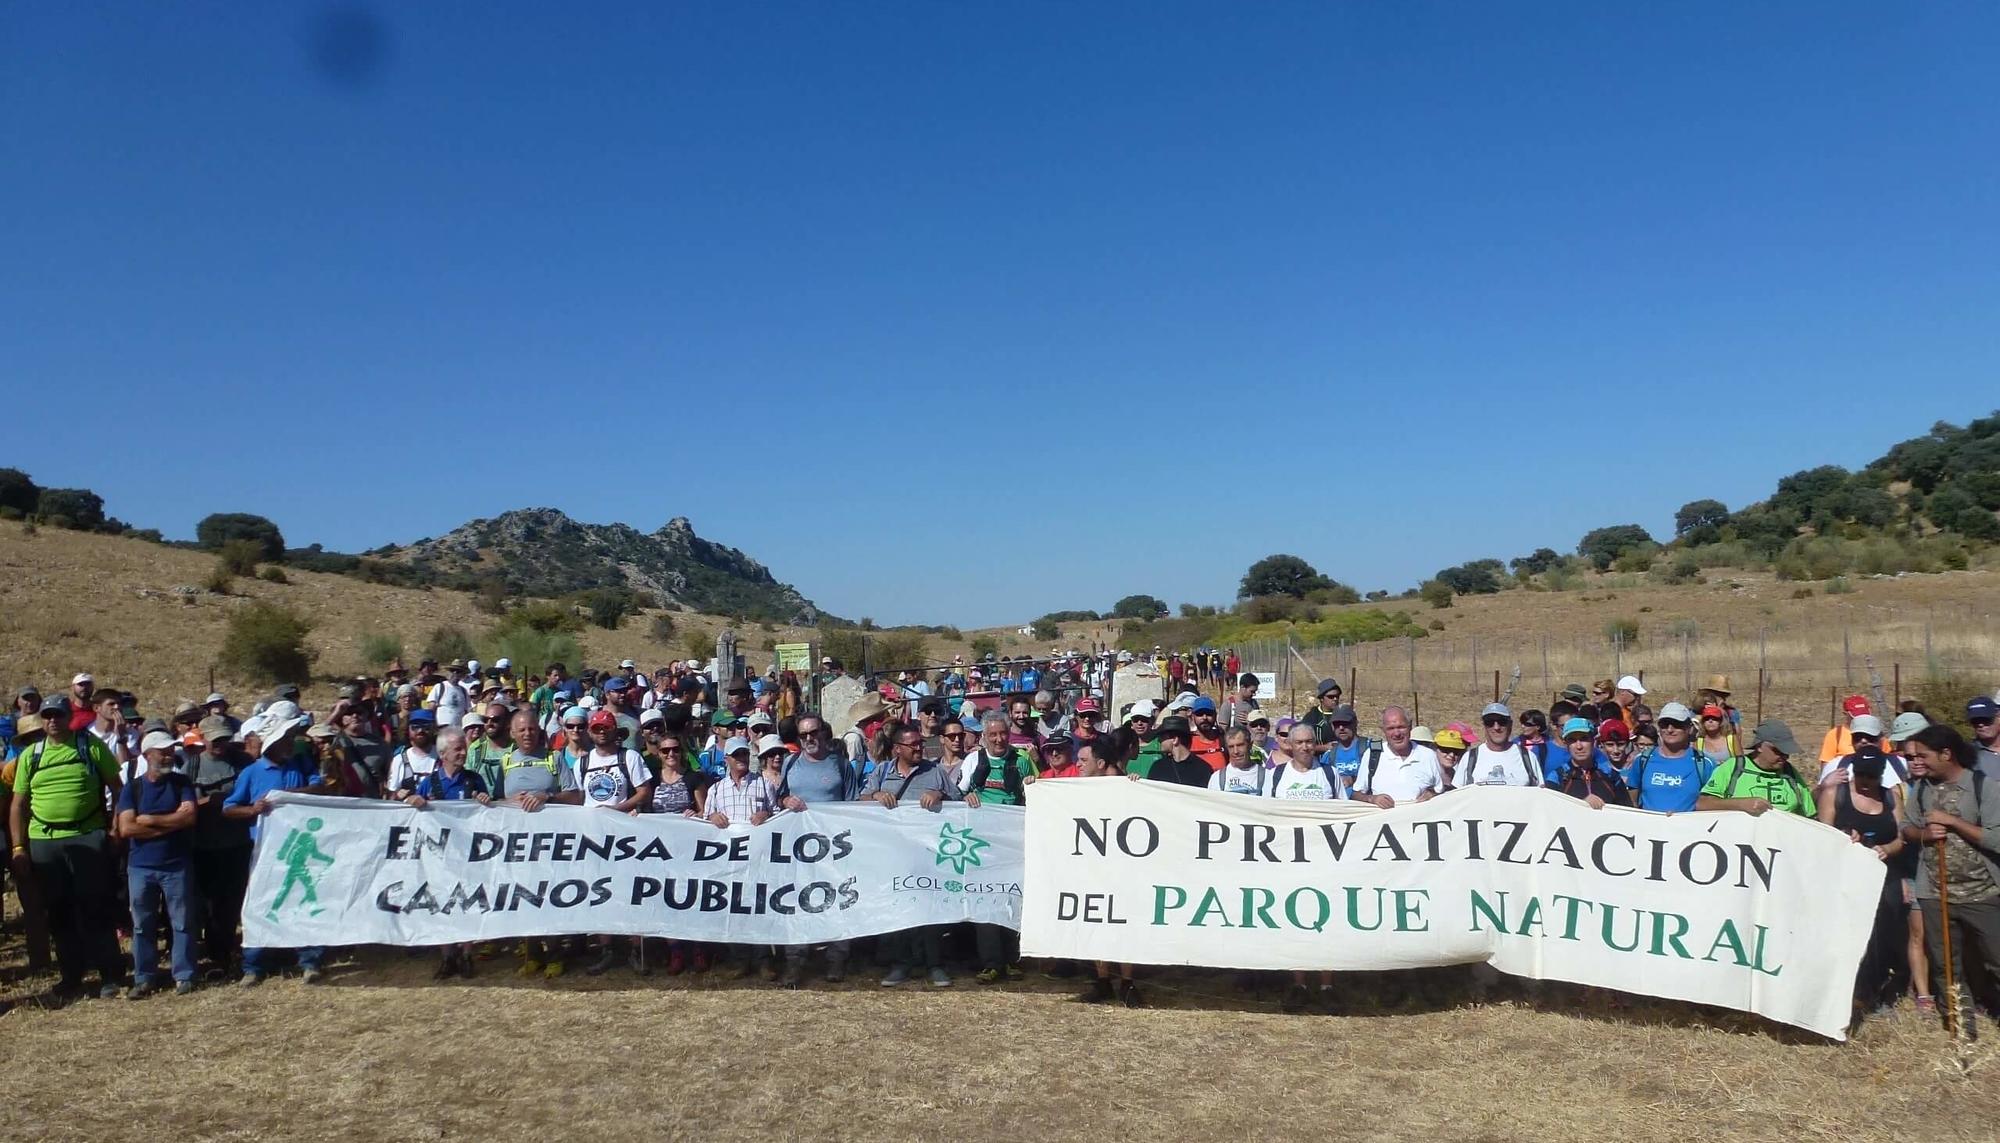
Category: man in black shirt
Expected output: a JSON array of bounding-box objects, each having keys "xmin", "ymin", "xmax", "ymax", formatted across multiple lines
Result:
[{"xmin": 1146, "ymin": 717, "xmax": 1213, "ymax": 787}]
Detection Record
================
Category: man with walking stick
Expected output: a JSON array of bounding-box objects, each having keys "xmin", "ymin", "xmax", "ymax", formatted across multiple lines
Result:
[{"xmin": 1900, "ymin": 725, "xmax": 2000, "ymax": 1037}]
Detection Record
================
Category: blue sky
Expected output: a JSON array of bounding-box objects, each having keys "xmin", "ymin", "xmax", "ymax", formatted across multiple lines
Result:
[{"xmin": 4, "ymin": 3, "xmax": 1997, "ymax": 626}]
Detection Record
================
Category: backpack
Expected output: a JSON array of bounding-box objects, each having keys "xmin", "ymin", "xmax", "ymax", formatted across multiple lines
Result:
[
  {"xmin": 1458, "ymin": 743, "xmax": 1543, "ymax": 789},
  {"xmin": 20, "ymin": 736, "xmax": 115, "ymax": 833},
  {"xmin": 1216, "ymin": 763, "xmax": 1271, "ymax": 796},
  {"xmin": 1356, "ymin": 745, "xmax": 1387, "ymax": 794},
  {"xmin": 970, "ymin": 748, "xmax": 1028, "ymax": 802},
  {"xmin": 1710, "ymin": 755, "xmax": 1811, "ymax": 808}
]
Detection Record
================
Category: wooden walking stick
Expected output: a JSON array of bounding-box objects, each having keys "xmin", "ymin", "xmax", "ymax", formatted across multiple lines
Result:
[{"xmin": 1937, "ymin": 838, "xmax": 1959, "ymax": 1038}]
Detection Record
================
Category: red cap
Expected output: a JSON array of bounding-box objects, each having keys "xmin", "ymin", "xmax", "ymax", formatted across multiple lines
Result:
[
  {"xmin": 1596, "ymin": 720, "xmax": 1630, "ymax": 743},
  {"xmin": 1074, "ymin": 697, "xmax": 1101, "ymax": 714},
  {"xmin": 1699, "ymin": 704, "xmax": 1725, "ymax": 719},
  {"xmin": 586, "ymin": 710, "xmax": 618, "ymax": 731},
  {"xmin": 1842, "ymin": 695, "xmax": 1871, "ymax": 718}
]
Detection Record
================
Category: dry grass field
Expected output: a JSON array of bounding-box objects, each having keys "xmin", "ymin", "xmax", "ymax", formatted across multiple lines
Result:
[{"xmin": 1, "ymin": 931, "xmax": 1998, "ymax": 1143}]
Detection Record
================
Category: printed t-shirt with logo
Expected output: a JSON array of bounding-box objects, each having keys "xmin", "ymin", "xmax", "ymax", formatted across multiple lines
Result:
[
  {"xmin": 572, "ymin": 748, "xmax": 651, "ymax": 808},
  {"xmin": 1269, "ymin": 764, "xmax": 1343, "ymax": 800},
  {"xmin": 1629, "ymin": 748, "xmax": 1717, "ymax": 813},
  {"xmin": 1208, "ymin": 765, "xmax": 1269, "ymax": 796},
  {"xmin": 1698, "ymin": 757, "xmax": 1817, "ymax": 817}
]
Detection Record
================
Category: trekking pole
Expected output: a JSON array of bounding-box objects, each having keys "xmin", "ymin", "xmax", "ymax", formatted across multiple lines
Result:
[{"xmin": 1937, "ymin": 840, "xmax": 1960, "ymax": 1039}]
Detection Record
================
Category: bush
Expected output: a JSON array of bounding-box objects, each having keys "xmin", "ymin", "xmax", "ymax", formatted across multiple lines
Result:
[
  {"xmin": 1790, "ymin": 586, "xmax": 1816, "ymax": 599},
  {"xmin": 484, "ymin": 627, "xmax": 580, "ymax": 682},
  {"xmin": 576, "ymin": 587, "xmax": 635, "ymax": 631},
  {"xmin": 1666, "ymin": 618, "xmax": 1700, "ymax": 638},
  {"xmin": 1419, "ymin": 580, "xmax": 1454, "ymax": 609},
  {"xmin": 204, "ymin": 565, "xmax": 235, "ymax": 595},
  {"xmin": 1650, "ymin": 553, "xmax": 1702, "ymax": 586},
  {"xmin": 969, "ymin": 634, "xmax": 1000, "ymax": 659},
  {"xmin": 682, "ymin": 630, "xmax": 714, "ymax": 660},
  {"xmin": 1428, "ymin": 619, "xmax": 1446, "ymax": 631},
  {"xmin": 425, "ymin": 625, "xmax": 477, "ymax": 665},
  {"xmin": 219, "ymin": 601, "xmax": 316, "ymax": 684},
  {"xmin": 257, "ymin": 565, "xmax": 289, "ymax": 584},
  {"xmin": 195, "ymin": 513, "xmax": 285, "ymax": 560},
  {"xmin": 497, "ymin": 601, "xmax": 583, "ymax": 637},
  {"xmin": 1110, "ymin": 594, "xmax": 1169, "ymax": 621},
  {"xmin": 0, "ymin": 505, "xmax": 20, "ymax": 521},
  {"xmin": 938, "ymin": 626, "xmax": 963, "ymax": 641},
  {"xmin": 358, "ymin": 632, "xmax": 402, "ymax": 668},
  {"xmin": 473, "ymin": 578, "xmax": 510, "ymax": 616},
  {"xmin": 650, "ymin": 613, "xmax": 677, "ymax": 643},
  {"xmin": 1603, "ymin": 617, "xmax": 1640, "ymax": 647},
  {"xmin": 34, "ymin": 488, "xmax": 107, "ymax": 532},
  {"xmin": 1611, "ymin": 544, "xmax": 1658, "ymax": 573},
  {"xmin": 1030, "ymin": 618, "xmax": 1060, "ymax": 641},
  {"xmin": 217, "ymin": 540, "xmax": 263, "ymax": 576},
  {"xmin": 1824, "ymin": 575, "xmax": 1854, "ymax": 594}
]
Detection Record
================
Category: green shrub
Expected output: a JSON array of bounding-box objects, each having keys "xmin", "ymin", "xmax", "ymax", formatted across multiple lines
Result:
[
  {"xmin": 0, "ymin": 505, "xmax": 20, "ymax": 521},
  {"xmin": 1030, "ymin": 618, "xmax": 1060, "ymax": 641},
  {"xmin": 219, "ymin": 601, "xmax": 316, "ymax": 684},
  {"xmin": 682, "ymin": 630, "xmax": 714, "ymax": 660},
  {"xmin": 1666, "ymin": 618, "xmax": 1700, "ymax": 638},
  {"xmin": 938, "ymin": 626, "xmax": 963, "ymax": 641},
  {"xmin": 650, "ymin": 613, "xmax": 677, "ymax": 643},
  {"xmin": 496, "ymin": 601, "xmax": 582, "ymax": 637},
  {"xmin": 969, "ymin": 634, "xmax": 1000, "ymax": 660},
  {"xmin": 358, "ymin": 632, "xmax": 403, "ymax": 668},
  {"xmin": 195, "ymin": 513, "xmax": 285, "ymax": 560},
  {"xmin": 257, "ymin": 565, "xmax": 289, "ymax": 584},
  {"xmin": 1603, "ymin": 617, "xmax": 1640, "ymax": 647},
  {"xmin": 1428, "ymin": 618, "xmax": 1446, "ymax": 631},
  {"xmin": 484, "ymin": 627, "xmax": 579, "ymax": 682},
  {"xmin": 1611, "ymin": 544, "xmax": 1658, "ymax": 573},
  {"xmin": 1790, "ymin": 586, "xmax": 1815, "ymax": 599},
  {"xmin": 204, "ymin": 564, "xmax": 235, "ymax": 595},
  {"xmin": 473, "ymin": 578, "xmax": 510, "ymax": 616},
  {"xmin": 578, "ymin": 587, "xmax": 635, "ymax": 631},
  {"xmin": 217, "ymin": 540, "xmax": 263, "ymax": 576},
  {"xmin": 1419, "ymin": 580, "xmax": 1454, "ymax": 610},
  {"xmin": 424, "ymin": 625, "xmax": 477, "ymax": 665},
  {"xmin": 1824, "ymin": 575, "xmax": 1854, "ymax": 595},
  {"xmin": 871, "ymin": 630, "xmax": 928, "ymax": 671}
]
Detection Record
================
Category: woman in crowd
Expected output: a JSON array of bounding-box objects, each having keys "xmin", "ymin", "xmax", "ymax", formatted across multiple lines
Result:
[{"xmin": 1818, "ymin": 746, "xmax": 1912, "ymax": 1018}]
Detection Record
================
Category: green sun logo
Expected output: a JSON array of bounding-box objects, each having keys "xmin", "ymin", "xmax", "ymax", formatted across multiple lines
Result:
[{"xmin": 935, "ymin": 823, "xmax": 990, "ymax": 876}]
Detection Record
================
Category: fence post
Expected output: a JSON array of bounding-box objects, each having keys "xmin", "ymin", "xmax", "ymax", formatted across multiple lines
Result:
[
  {"xmin": 1492, "ymin": 669, "xmax": 1500, "ymax": 702},
  {"xmin": 1541, "ymin": 635, "xmax": 1550, "ymax": 697},
  {"xmin": 1894, "ymin": 662, "xmax": 1901, "ymax": 707},
  {"xmin": 1756, "ymin": 669, "xmax": 1766, "ymax": 725},
  {"xmin": 1843, "ymin": 627, "xmax": 1852, "ymax": 686},
  {"xmin": 1471, "ymin": 636, "xmax": 1479, "ymax": 686},
  {"xmin": 1406, "ymin": 637, "xmax": 1416, "ymax": 697},
  {"xmin": 1681, "ymin": 631, "xmax": 1691, "ymax": 694}
]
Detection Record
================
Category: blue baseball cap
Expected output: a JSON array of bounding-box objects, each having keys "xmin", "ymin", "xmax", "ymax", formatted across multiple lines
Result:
[
  {"xmin": 1191, "ymin": 697, "xmax": 1217, "ymax": 714},
  {"xmin": 408, "ymin": 709, "xmax": 437, "ymax": 726},
  {"xmin": 603, "ymin": 676, "xmax": 630, "ymax": 692},
  {"xmin": 1969, "ymin": 697, "xmax": 2000, "ymax": 722},
  {"xmin": 1560, "ymin": 717, "xmax": 1594, "ymax": 740}
]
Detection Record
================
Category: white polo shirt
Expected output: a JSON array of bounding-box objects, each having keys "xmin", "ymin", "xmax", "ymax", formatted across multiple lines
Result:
[{"xmin": 1354, "ymin": 743, "xmax": 1446, "ymax": 803}]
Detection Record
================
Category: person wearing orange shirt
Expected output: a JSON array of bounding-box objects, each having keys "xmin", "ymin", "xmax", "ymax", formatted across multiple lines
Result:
[{"xmin": 1820, "ymin": 695, "xmax": 1872, "ymax": 764}]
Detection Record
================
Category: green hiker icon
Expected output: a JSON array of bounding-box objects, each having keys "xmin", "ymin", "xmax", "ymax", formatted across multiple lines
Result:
[{"xmin": 267, "ymin": 816, "xmax": 335, "ymax": 922}]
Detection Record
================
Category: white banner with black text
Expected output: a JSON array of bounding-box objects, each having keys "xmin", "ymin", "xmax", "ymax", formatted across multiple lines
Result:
[
  {"xmin": 241, "ymin": 794, "xmax": 1023, "ymax": 948},
  {"xmin": 1020, "ymin": 780, "xmax": 1884, "ymax": 1039}
]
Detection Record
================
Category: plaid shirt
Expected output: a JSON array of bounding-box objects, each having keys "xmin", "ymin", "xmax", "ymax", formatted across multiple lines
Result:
[{"xmin": 705, "ymin": 771, "xmax": 775, "ymax": 825}]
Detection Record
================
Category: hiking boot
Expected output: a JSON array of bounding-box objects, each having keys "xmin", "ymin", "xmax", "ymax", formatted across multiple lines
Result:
[
  {"xmin": 629, "ymin": 947, "xmax": 651, "ymax": 977},
  {"xmin": 127, "ymin": 979, "xmax": 160, "ymax": 1001},
  {"xmin": 1916, "ymin": 994, "xmax": 1937, "ymax": 1014},
  {"xmin": 584, "ymin": 949, "xmax": 618, "ymax": 976},
  {"xmin": 928, "ymin": 968, "xmax": 953, "ymax": 988},
  {"xmin": 880, "ymin": 965, "xmax": 912, "ymax": 987},
  {"xmin": 1080, "ymin": 977, "xmax": 1115, "ymax": 1004},
  {"xmin": 782, "ymin": 966, "xmax": 802, "ymax": 990},
  {"xmin": 975, "ymin": 968, "xmax": 1003, "ymax": 985},
  {"xmin": 1316, "ymin": 985, "xmax": 1338, "ymax": 1013},
  {"xmin": 174, "ymin": 981, "xmax": 196, "ymax": 996},
  {"xmin": 824, "ymin": 959, "xmax": 847, "ymax": 984},
  {"xmin": 517, "ymin": 959, "xmax": 543, "ymax": 978},
  {"xmin": 97, "ymin": 981, "xmax": 124, "ymax": 1000},
  {"xmin": 1118, "ymin": 979, "xmax": 1143, "ymax": 1008},
  {"xmin": 1281, "ymin": 983, "xmax": 1310, "ymax": 1014},
  {"xmin": 456, "ymin": 957, "xmax": 474, "ymax": 980},
  {"xmin": 202, "ymin": 967, "xmax": 228, "ymax": 984},
  {"xmin": 1003, "ymin": 964, "xmax": 1025, "ymax": 981},
  {"xmin": 542, "ymin": 961, "xmax": 565, "ymax": 980},
  {"xmin": 239, "ymin": 972, "xmax": 266, "ymax": 988},
  {"xmin": 693, "ymin": 949, "xmax": 713, "ymax": 973},
  {"xmin": 434, "ymin": 958, "xmax": 458, "ymax": 982},
  {"xmin": 665, "ymin": 951, "xmax": 687, "ymax": 976},
  {"xmin": 301, "ymin": 968, "xmax": 325, "ymax": 986}
]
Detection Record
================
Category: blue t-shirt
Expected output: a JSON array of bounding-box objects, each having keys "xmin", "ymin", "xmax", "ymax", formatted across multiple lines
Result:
[
  {"xmin": 1325, "ymin": 738, "xmax": 1372, "ymax": 782},
  {"xmin": 414, "ymin": 768, "xmax": 489, "ymax": 801},
  {"xmin": 1628, "ymin": 748, "xmax": 1716, "ymax": 813},
  {"xmin": 1539, "ymin": 742, "xmax": 1613, "ymax": 784},
  {"xmin": 1019, "ymin": 669, "xmax": 1041, "ymax": 692},
  {"xmin": 223, "ymin": 755, "xmax": 318, "ymax": 841},
  {"xmin": 117, "ymin": 772, "xmax": 196, "ymax": 868}
]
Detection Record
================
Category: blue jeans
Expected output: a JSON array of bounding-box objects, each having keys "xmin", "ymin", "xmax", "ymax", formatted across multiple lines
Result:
[
  {"xmin": 243, "ymin": 943, "xmax": 325, "ymax": 975},
  {"xmin": 129, "ymin": 863, "xmax": 197, "ymax": 984}
]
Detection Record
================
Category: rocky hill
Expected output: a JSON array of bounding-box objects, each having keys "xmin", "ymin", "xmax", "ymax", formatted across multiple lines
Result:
[{"xmin": 372, "ymin": 508, "xmax": 823, "ymax": 623}]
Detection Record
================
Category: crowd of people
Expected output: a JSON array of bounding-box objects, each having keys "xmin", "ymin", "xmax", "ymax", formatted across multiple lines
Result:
[{"xmin": 4, "ymin": 652, "xmax": 1999, "ymax": 1028}]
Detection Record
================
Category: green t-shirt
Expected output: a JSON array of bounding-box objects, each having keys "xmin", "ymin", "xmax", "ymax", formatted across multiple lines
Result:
[
  {"xmin": 1128, "ymin": 738, "xmax": 1164, "ymax": 780},
  {"xmin": 13, "ymin": 735, "xmax": 119, "ymax": 840},
  {"xmin": 1699, "ymin": 756, "xmax": 1817, "ymax": 817},
  {"xmin": 465, "ymin": 739, "xmax": 507, "ymax": 795}
]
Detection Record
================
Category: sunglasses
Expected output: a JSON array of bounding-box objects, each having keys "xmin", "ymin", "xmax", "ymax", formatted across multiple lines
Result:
[
  {"xmin": 1659, "ymin": 719, "xmax": 1690, "ymax": 729},
  {"xmin": 564, "ymin": 723, "xmax": 585, "ymax": 730},
  {"xmin": 1481, "ymin": 717, "xmax": 1511, "ymax": 727}
]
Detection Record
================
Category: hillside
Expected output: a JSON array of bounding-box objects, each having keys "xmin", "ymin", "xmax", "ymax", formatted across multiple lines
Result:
[{"xmin": 369, "ymin": 508, "xmax": 823, "ymax": 624}]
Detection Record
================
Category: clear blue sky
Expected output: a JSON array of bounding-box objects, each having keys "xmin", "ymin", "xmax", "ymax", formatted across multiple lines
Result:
[{"xmin": 5, "ymin": 3, "xmax": 1997, "ymax": 626}]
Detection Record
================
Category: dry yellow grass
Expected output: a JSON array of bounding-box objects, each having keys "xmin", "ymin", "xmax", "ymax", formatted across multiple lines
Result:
[{"xmin": 0, "ymin": 937, "xmax": 1995, "ymax": 1142}]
